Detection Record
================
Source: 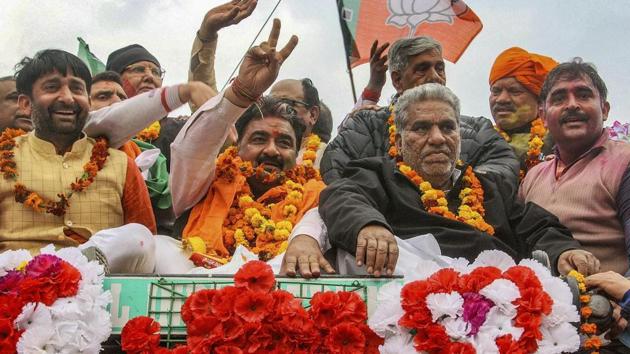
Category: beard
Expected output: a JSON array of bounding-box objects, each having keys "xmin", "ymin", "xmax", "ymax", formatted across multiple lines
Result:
[{"xmin": 31, "ymin": 100, "xmax": 87, "ymax": 137}]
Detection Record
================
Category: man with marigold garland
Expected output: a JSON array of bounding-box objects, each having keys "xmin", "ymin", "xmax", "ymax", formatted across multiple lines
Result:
[
  {"xmin": 520, "ymin": 59, "xmax": 630, "ymax": 276},
  {"xmin": 320, "ymin": 83, "xmax": 600, "ymax": 278},
  {"xmin": 0, "ymin": 49, "xmax": 156, "ymax": 252},
  {"xmin": 489, "ymin": 47, "xmax": 558, "ymax": 177},
  {"xmin": 168, "ymin": 19, "xmax": 326, "ymax": 268}
]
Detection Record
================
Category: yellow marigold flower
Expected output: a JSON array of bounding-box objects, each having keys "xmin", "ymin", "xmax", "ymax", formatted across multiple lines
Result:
[
  {"xmin": 419, "ymin": 181, "xmax": 432, "ymax": 192},
  {"xmin": 399, "ymin": 165, "xmax": 411, "ymax": 174},
  {"xmin": 250, "ymin": 213, "xmax": 266, "ymax": 228},
  {"xmin": 423, "ymin": 189, "xmax": 438, "ymax": 200},
  {"xmin": 283, "ymin": 204, "xmax": 298, "ymax": 216},
  {"xmin": 287, "ymin": 190, "xmax": 303, "ymax": 205},
  {"xmin": 275, "ymin": 220, "xmax": 293, "ymax": 232},
  {"xmin": 235, "ymin": 229, "xmax": 247, "ymax": 246},
  {"xmin": 459, "ymin": 187, "xmax": 472, "ymax": 199},
  {"xmin": 303, "ymin": 151, "xmax": 317, "ymax": 161},
  {"xmin": 274, "ymin": 228, "xmax": 290, "ymax": 240},
  {"xmin": 437, "ymin": 198, "xmax": 448, "ymax": 206},
  {"xmin": 244, "ymin": 207, "xmax": 260, "ymax": 219},
  {"xmin": 303, "ymin": 160, "xmax": 314, "ymax": 168},
  {"xmin": 529, "ymin": 136, "xmax": 544, "ymax": 149},
  {"xmin": 389, "ymin": 125, "xmax": 396, "ymax": 134},
  {"xmin": 238, "ymin": 195, "xmax": 254, "ymax": 208}
]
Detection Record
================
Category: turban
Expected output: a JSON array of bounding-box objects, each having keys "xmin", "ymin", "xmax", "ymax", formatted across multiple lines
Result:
[
  {"xmin": 489, "ymin": 47, "xmax": 558, "ymax": 96},
  {"xmin": 106, "ymin": 44, "xmax": 160, "ymax": 75}
]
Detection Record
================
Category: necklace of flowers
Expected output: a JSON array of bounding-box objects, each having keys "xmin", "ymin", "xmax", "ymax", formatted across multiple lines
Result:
[
  {"xmin": 568, "ymin": 270, "xmax": 601, "ymax": 353},
  {"xmin": 398, "ymin": 161, "xmax": 495, "ymax": 235},
  {"xmin": 0, "ymin": 128, "xmax": 109, "ymax": 216},
  {"xmin": 495, "ymin": 117, "xmax": 547, "ymax": 177},
  {"xmin": 135, "ymin": 120, "xmax": 161, "ymax": 142},
  {"xmin": 386, "ymin": 103, "xmax": 401, "ymax": 161},
  {"xmin": 187, "ymin": 135, "xmax": 322, "ymax": 264}
]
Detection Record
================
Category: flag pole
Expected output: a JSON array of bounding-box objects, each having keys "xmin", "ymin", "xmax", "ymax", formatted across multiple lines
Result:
[{"xmin": 336, "ymin": 0, "xmax": 357, "ymax": 103}]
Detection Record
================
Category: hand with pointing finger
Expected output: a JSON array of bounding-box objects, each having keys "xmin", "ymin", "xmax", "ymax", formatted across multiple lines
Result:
[
  {"xmin": 366, "ymin": 40, "xmax": 389, "ymax": 93},
  {"xmin": 356, "ymin": 224, "xmax": 398, "ymax": 277},
  {"xmin": 226, "ymin": 18, "xmax": 298, "ymax": 107}
]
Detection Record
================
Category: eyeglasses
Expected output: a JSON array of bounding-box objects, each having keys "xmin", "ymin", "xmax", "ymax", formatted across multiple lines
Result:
[
  {"xmin": 123, "ymin": 65, "xmax": 166, "ymax": 80},
  {"xmin": 278, "ymin": 97, "xmax": 311, "ymax": 108}
]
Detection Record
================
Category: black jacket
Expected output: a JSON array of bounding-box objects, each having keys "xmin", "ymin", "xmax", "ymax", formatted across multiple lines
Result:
[
  {"xmin": 319, "ymin": 156, "xmax": 581, "ymax": 272},
  {"xmin": 321, "ymin": 107, "xmax": 520, "ymax": 194}
]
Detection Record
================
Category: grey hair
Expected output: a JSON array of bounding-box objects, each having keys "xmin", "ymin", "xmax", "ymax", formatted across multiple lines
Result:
[
  {"xmin": 388, "ymin": 36, "xmax": 442, "ymax": 74},
  {"xmin": 394, "ymin": 83, "xmax": 460, "ymax": 132}
]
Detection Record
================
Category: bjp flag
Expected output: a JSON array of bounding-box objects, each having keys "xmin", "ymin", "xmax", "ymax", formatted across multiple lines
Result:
[{"xmin": 338, "ymin": 0, "xmax": 483, "ymax": 67}]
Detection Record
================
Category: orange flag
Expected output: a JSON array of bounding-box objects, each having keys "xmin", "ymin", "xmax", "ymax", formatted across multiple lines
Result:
[{"xmin": 338, "ymin": 0, "xmax": 483, "ymax": 66}]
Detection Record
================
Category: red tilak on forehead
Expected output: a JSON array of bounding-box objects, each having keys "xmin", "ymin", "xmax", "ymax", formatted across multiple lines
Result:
[{"xmin": 271, "ymin": 130, "xmax": 281, "ymax": 138}]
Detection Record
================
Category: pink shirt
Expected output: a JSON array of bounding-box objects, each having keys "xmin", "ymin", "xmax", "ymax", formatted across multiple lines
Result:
[{"xmin": 519, "ymin": 129, "xmax": 630, "ymax": 274}]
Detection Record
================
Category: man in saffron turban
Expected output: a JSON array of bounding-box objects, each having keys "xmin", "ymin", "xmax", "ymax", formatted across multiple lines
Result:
[{"xmin": 489, "ymin": 47, "xmax": 558, "ymax": 176}]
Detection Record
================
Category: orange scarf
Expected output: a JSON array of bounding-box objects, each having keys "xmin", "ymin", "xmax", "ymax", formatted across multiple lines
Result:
[{"xmin": 183, "ymin": 173, "xmax": 325, "ymax": 258}]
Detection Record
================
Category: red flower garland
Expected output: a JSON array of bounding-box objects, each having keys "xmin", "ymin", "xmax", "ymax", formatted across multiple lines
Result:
[{"xmin": 121, "ymin": 261, "xmax": 381, "ymax": 353}]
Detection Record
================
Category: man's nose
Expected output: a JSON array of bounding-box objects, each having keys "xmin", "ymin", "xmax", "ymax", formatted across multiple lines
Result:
[
  {"xmin": 427, "ymin": 125, "xmax": 446, "ymax": 145},
  {"xmin": 495, "ymin": 89, "xmax": 511, "ymax": 103},
  {"xmin": 57, "ymin": 85, "xmax": 75, "ymax": 105},
  {"xmin": 426, "ymin": 67, "xmax": 445, "ymax": 85},
  {"xmin": 262, "ymin": 141, "xmax": 281, "ymax": 156}
]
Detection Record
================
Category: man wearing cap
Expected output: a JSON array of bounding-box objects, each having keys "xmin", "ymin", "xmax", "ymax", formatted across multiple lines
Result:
[
  {"xmin": 105, "ymin": 1, "xmax": 256, "ymax": 169},
  {"xmin": 489, "ymin": 47, "xmax": 558, "ymax": 176}
]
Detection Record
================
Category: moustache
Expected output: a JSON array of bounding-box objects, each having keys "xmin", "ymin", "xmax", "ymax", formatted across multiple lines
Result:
[
  {"xmin": 256, "ymin": 156, "xmax": 284, "ymax": 170},
  {"xmin": 492, "ymin": 103, "xmax": 516, "ymax": 113},
  {"xmin": 48, "ymin": 102, "xmax": 81, "ymax": 115},
  {"xmin": 560, "ymin": 110, "xmax": 588, "ymax": 124},
  {"xmin": 420, "ymin": 149, "xmax": 451, "ymax": 159}
]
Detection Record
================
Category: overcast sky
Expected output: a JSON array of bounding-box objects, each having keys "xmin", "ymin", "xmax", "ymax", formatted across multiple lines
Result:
[{"xmin": 2, "ymin": 1, "xmax": 630, "ymax": 135}]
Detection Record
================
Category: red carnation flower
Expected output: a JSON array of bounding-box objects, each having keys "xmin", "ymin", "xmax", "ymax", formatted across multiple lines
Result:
[
  {"xmin": 186, "ymin": 316, "xmax": 221, "ymax": 351},
  {"xmin": 211, "ymin": 286, "xmax": 240, "ymax": 319},
  {"xmin": 308, "ymin": 291, "xmax": 340, "ymax": 330},
  {"xmin": 234, "ymin": 260, "xmax": 275, "ymax": 293},
  {"xmin": 214, "ymin": 345, "xmax": 243, "ymax": 354},
  {"xmin": 18, "ymin": 277, "xmax": 58, "ymax": 306},
  {"xmin": 121, "ymin": 316, "xmax": 161, "ymax": 354},
  {"xmin": 459, "ymin": 266, "xmax": 501, "ymax": 293},
  {"xmin": 53, "ymin": 261, "xmax": 82, "ymax": 298},
  {"xmin": 495, "ymin": 334, "xmax": 528, "ymax": 354},
  {"xmin": 413, "ymin": 323, "xmax": 450, "ymax": 352},
  {"xmin": 219, "ymin": 316, "xmax": 244, "ymax": 341},
  {"xmin": 427, "ymin": 268, "xmax": 461, "ymax": 293},
  {"xmin": 503, "ymin": 266, "xmax": 542, "ymax": 293},
  {"xmin": 515, "ymin": 288, "xmax": 553, "ymax": 316},
  {"xmin": 24, "ymin": 254, "xmax": 61, "ymax": 278},
  {"xmin": 181, "ymin": 289, "xmax": 217, "ymax": 324},
  {"xmin": 233, "ymin": 290, "xmax": 272, "ymax": 323},
  {"xmin": 0, "ymin": 294, "xmax": 25, "ymax": 321},
  {"xmin": 400, "ymin": 280, "xmax": 432, "ymax": 312},
  {"xmin": 324, "ymin": 323, "xmax": 366, "ymax": 354},
  {"xmin": 0, "ymin": 318, "xmax": 20, "ymax": 354},
  {"xmin": 336, "ymin": 292, "xmax": 367, "ymax": 324},
  {"xmin": 444, "ymin": 341, "xmax": 476, "ymax": 354}
]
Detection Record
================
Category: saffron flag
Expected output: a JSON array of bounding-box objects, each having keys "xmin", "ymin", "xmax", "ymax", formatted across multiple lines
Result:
[
  {"xmin": 338, "ymin": 0, "xmax": 483, "ymax": 67},
  {"xmin": 77, "ymin": 37, "xmax": 105, "ymax": 75}
]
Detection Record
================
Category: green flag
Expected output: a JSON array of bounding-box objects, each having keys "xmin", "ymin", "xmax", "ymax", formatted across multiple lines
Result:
[{"xmin": 77, "ymin": 37, "xmax": 105, "ymax": 75}]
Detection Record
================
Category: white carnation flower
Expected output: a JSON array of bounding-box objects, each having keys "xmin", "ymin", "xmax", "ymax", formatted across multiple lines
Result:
[
  {"xmin": 472, "ymin": 250, "xmax": 515, "ymax": 271},
  {"xmin": 369, "ymin": 281, "xmax": 404, "ymax": 337},
  {"xmin": 537, "ymin": 322, "xmax": 580, "ymax": 354},
  {"xmin": 426, "ymin": 291, "xmax": 463, "ymax": 322},
  {"xmin": 0, "ymin": 249, "xmax": 32, "ymax": 276},
  {"xmin": 479, "ymin": 279, "xmax": 519, "ymax": 316},
  {"xmin": 379, "ymin": 332, "xmax": 417, "ymax": 354}
]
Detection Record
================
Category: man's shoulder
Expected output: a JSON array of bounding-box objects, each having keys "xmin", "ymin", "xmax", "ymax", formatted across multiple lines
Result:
[{"xmin": 343, "ymin": 107, "xmax": 390, "ymax": 132}]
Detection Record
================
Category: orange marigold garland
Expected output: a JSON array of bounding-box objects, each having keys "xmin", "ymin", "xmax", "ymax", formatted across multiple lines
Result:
[
  {"xmin": 386, "ymin": 103, "xmax": 401, "ymax": 160},
  {"xmin": 569, "ymin": 270, "xmax": 601, "ymax": 353},
  {"xmin": 1, "ymin": 128, "xmax": 110, "ymax": 216},
  {"xmin": 194, "ymin": 136, "xmax": 322, "ymax": 264},
  {"xmin": 398, "ymin": 162, "xmax": 495, "ymax": 235},
  {"xmin": 135, "ymin": 121, "xmax": 161, "ymax": 142}
]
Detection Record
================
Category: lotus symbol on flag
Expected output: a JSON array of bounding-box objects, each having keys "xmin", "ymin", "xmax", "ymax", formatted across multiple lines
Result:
[{"xmin": 387, "ymin": 0, "xmax": 469, "ymax": 37}]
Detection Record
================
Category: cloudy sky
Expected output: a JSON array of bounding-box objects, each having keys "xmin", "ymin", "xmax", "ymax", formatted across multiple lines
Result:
[{"xmin": 2, "ymin": 1, "xmax": 630, "ymax": 134}]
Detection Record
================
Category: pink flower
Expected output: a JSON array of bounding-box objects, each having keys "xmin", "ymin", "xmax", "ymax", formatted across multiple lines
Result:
[{"xmin": 461, "ymin": 292, "xmax": 494, "ymax": 335}]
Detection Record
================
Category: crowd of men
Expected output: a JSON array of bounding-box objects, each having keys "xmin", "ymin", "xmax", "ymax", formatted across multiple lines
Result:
[{"xmin": 2, "ymin": 1, "xmax": 630, "ymax": 350}]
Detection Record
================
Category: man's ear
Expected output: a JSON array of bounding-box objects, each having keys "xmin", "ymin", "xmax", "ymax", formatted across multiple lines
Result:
[
  {"xmin": 17, "ymin": 94, "xmax": 32, "ymax": 116},
  {"xmin": 395, "ymin": 131, "xmax": 403, "ymax": 154},
  {"xmin": 309, "ymin": 105, "xmax": 320, "ymax": 126},
  {"xmin": 602, "ymin": 100, "xmax": 611, "ymax": 122},
  {"xmin": 391, "ymin": 71, "xmax": 403, "ymax": 94}
]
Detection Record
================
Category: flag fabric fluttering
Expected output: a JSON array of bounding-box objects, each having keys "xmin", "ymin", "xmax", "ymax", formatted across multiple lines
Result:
[
  {"xmin": 338, "ymin": 0, "xmax": 483, "ymax": 67},
  {"xmin": 77, "ymin": 37, "xmax": 105, "ymax": 75}
]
